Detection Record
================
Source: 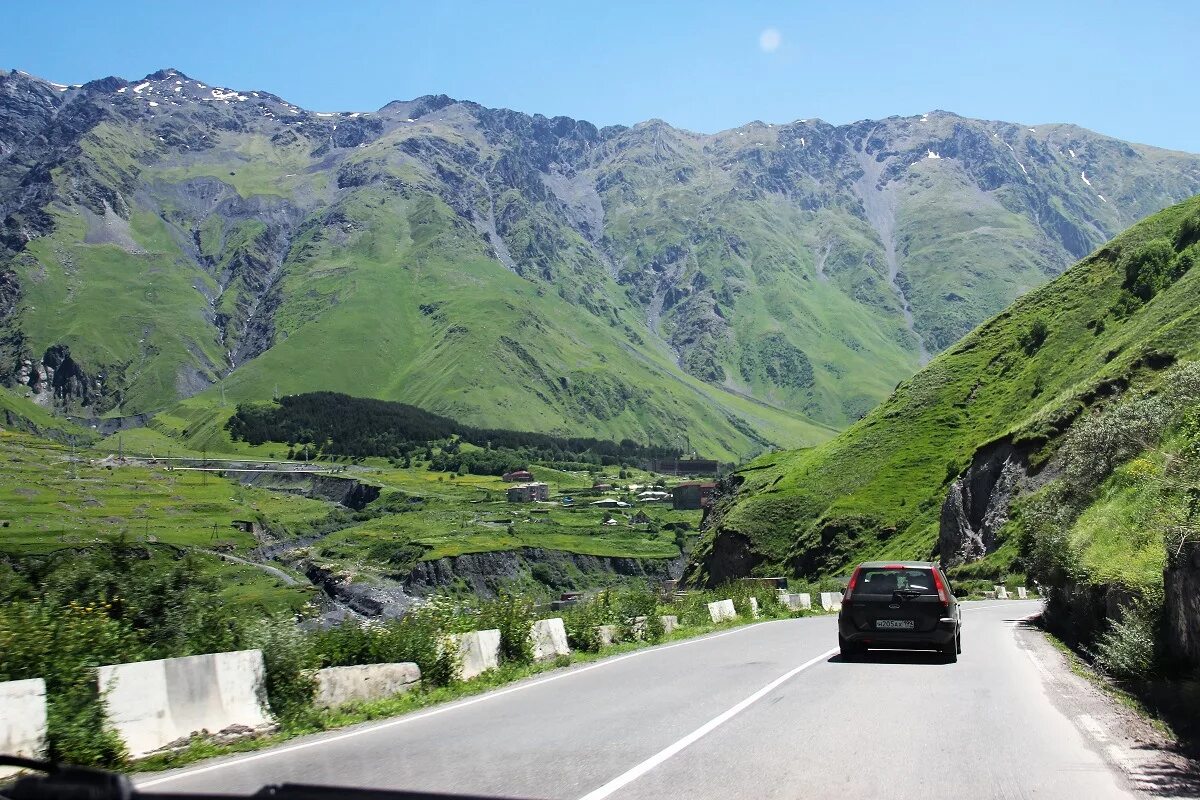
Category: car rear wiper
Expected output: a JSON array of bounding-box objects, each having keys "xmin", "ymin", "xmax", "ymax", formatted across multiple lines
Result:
[{"xmin": 0, "ymin": 756, "xmax": 519, "ymax": 800}]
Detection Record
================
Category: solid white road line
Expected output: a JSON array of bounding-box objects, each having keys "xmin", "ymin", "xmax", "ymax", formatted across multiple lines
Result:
[
  {"xmin": 137, "ymin": 620, "xmax": 798, "ymax": 788},
  {"xmin": 576, "ymin": 647, "xmax": 838, "ymax": 800}
]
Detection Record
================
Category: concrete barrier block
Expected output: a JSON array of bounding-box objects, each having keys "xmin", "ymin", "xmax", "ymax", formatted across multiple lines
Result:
[
  {"xmin": 97, "ymin": 649, "xmax": 272, "ymax": 758},
  {"xmin": 660, "ymin": 615, "xmax": 678, "ymax": 634},
  {"xmin": 596, "ymin": 624, "xmax": 619, "ymax": 646},
  {"xmin": 984, "ymin": 591, "xmax": 997, "ymax": 599},
  {"xmin": 451, "ymin": 629, "xmax": 501, "ymax": 680},
  {"xmin": 820, "ymin": 592, "xmax": 843, "ymax": 611},
  {"xmin": 531, "ymin": 618, "xmax": 570, "ymax": 661},
  {"xmin": 707, "ymin": 599, "xmax": 737, "ymax": 623},
  {"xmin": 832, "ymin": 591, "xmax": 844, "ymax": 609},
  {"xmin": 748, "ymin": 597, "xmax": 760, "ymax": 618},
  {"xmin": 994, "ymin": 585, "xmax": 1009, "ymax": 599},
  {"xmin": 0, "ymin": 678, "xmax": 47, "ymax": 778},
  {"xmin": 780, "ymin": 592, "xmax": 812, "ymax": 611},
  {"xmin": 314, "ymin": 663, "xmax": 420, "ymax": 709},
  {"xmin": 1017, "ymin": 587, "xmax": 1028, "ymax": 599}
]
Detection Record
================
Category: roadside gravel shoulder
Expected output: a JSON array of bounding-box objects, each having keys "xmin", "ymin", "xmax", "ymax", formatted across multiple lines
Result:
[{"xmin": 1016, "ymin": 616, "xmax": 1200, "ymax": 798}]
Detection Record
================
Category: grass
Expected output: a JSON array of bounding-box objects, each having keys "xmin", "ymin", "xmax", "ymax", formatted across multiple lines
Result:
[
  {"xmin": 0, "ymin": 430, "xmax": 333, "ymax": 555},
  {"xmin": 697, "ymin": 195, "xmax": 1200, "ymax": 581}
]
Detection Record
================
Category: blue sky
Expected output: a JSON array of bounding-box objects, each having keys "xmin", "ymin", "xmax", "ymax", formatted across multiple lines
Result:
[{"xmin": 5, "ymin": 0, "xmax": 1198, "ymax": 152}]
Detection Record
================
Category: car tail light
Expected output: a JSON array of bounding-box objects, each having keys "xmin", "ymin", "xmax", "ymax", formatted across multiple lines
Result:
[
  {"xmin": 844, "ymin": 566, "xmax": 863, "ymax": 601},
  {"xmin": 931, "ymin": 568, "xmax": 950, "ymax": 608}
]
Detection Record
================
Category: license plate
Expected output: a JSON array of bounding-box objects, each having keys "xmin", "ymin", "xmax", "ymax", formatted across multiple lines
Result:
[{"xmin": 876, "ymin": 619, "xmax": 915, "ymax": 630}]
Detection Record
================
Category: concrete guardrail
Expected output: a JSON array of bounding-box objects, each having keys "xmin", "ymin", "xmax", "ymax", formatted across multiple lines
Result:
[
  {"xmin": 661, "ymin": 614, "xmax": 678, "ymax": 634},
  {"xmin": 0, "ymin": 678, "xmax": 47, "ymax": 778},
  {"xmin": 748, "ymin": 597, "xmax": 760, "ymax": 618},
  {"xmin": 707, "ymin": 599, "xmax": 737, "ymax": 623},
  {"xmin": 97, "ymin": 649, "xmax": 273, "ymax": 758},
  {"xmin": 314, "ymin": 663, "xmax": 420, "ymax": 708},
  {"xmin": 1017, "ymin": 587, "xmax": 1028, "ymax": 599},
  {"xmin": 820, "ymin": 592, "xmax": 843, "ymax": 611},
  {"xmin": 451, "ymin": 629, "xmax": 501, "ymax": 680},
  {"xmin": 531, "ymin": 618, "xmax": 570, "ymax": 661},
  {"xmin": 994, "ymin": 585, "xmax": 1010, "ymax": 599},
  {"xmin": 777, "ymin": 592, "xmax": 811, "ymax": 611}
]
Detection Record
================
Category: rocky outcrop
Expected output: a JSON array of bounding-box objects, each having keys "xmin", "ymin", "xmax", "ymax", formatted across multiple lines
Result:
[
  {"xmin": 1165, "ymin": 540, "xmax": 1200, "ymax": 669},
  {"xmin": 404, "ymin": 547, "xmax": 685, "ymax": 598},
  {"xmin": 692, "ymin": 530, "xmax": 762, "ymax": 588},
  {"xmin": 232, "ymin": 470, "xmax": 380, "ymax": 510},
  {"xmin": 15, "ymin": 344, "xmax": 104, "ymax": 410},
  {"xmin": 938, "ymin": 439, "xmax": 1034, "ymax": 567}
]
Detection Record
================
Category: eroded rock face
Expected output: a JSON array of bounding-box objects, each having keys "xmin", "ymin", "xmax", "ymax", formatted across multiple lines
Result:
[
  {"xmin": 1165, "ymin": 541, "xmax": 1200, "ymax": 669},
  {"xmin": 938, "ymin": 439, "xmax": 1031, "ymax": 567},
  {"xmin": 404, "ymin": 547, "xmax": 685, "ymax": 598}
]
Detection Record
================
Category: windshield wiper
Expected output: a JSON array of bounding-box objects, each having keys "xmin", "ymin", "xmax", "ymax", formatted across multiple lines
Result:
[{"xmin": 0, "ymin": 756, "xmax": 519, "ymax": 800}]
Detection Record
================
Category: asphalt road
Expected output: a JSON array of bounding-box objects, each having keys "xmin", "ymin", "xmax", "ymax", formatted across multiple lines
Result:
[{"xmin": 139, "ymin": 601, "xmax": 1148, "ymax": 799}]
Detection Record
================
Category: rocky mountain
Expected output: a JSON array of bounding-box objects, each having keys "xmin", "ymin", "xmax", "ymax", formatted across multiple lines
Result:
[{"xmin": 2, "ymin": 67, "xmax": 1199, "ymax": 458}]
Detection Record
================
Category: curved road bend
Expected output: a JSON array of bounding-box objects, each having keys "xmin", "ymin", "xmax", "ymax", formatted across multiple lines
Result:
[{"xmin": 139, "ymin": 601, "xmax": 1155, "ymax": 799}]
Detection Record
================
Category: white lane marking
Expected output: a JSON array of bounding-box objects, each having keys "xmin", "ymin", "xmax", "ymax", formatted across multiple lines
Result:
[
  {"xmin": 967, "ymin": 601, "xmax": 1042, "ymax": 611},
  {"xmin": 137, "ymin": 621, "xmax": 797, "ymax": 787},
  {"xmin": 576, "ymin": 648, "xmax": 838, "ymax": 800}
]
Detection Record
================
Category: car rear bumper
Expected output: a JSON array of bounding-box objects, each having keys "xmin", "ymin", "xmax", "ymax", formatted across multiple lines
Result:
[{"xmin": 838, "ymin": 615, "xmax": 958, "ymax": 649}]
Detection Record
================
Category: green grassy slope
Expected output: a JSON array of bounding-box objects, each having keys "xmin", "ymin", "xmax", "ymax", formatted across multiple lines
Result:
[
  {"xmin": 0, "ymin": 386, "xmax": 94, "ymax": 442},
  {"xmin": 691, "ymin": 194, "xmax": 1200, "ymax": 581}
]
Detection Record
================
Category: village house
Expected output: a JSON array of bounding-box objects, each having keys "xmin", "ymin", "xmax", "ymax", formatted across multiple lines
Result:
[
  {"xmin": 506, "ymin": 482, "xmax": 549, "ymax": 503},
  {"xmin": 672, "ymin": 481, "xmax": 717, "ymax": 510}
]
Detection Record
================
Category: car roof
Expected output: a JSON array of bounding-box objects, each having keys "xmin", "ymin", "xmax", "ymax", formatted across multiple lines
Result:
[{"xmin": 857, "ymin": 560, "xmax": 938, "ymax": 569}]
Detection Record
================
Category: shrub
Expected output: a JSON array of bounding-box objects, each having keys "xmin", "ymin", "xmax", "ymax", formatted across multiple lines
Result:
[
  {"xmin": 1019, "ymin": 318, "xmax": 1049, "ymax": 355},
  {"xmin": 1061, "ymin": 398, "xmax": 1169, "ymax": 489},
  {"xmin": 561, "ymin": 600, "xmax": 607, "ymax": 652},
  {"xmin": 244, "ymin": 615, "xmax": 317, "ymax": 720},
  {"xmin": 1122, "ymin": 238, "xmax": 1175, "ymax": 301},
  {"xmin": 1090, "ymin": 599, "xmax": 1161, "ymax": 681},
  {"xmin": 0, "ymin": 600, "xmax": 145, "ymax": 766},
  {"xmin": 476, "ymin": 593, "xmax": 536, "ymax": 665}
]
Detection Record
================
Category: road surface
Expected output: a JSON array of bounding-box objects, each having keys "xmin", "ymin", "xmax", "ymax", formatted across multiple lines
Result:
[{"xmin": 139, "ymin": 601, "xmax": 1182, "ymax": 798}]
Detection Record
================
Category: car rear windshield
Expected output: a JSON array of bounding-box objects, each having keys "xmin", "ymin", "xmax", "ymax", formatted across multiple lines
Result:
[{"xmin": 855, "ymin": 568, "xmax": 936, "ymax": 595}]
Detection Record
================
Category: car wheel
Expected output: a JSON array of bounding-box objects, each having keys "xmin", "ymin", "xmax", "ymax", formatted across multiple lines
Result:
[
  {"xmin": 941, "ymin": 639, "xmax": 958, "ymax": 663},
  {"xmin": 839, "ymin": 635, "xmax": 864, "ymax": 660}
]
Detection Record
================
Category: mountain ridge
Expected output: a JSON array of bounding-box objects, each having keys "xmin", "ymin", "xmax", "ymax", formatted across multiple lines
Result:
[{"xmin": 2, "ymin": 66, "xmax": 1198, "ymax": 459}]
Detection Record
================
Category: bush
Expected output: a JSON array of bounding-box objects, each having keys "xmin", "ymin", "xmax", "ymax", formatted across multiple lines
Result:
[
  {"xmin": 1091, "ymin": 599, "xmax": 1161, "ymax": 681},
  {"xmin": 1122, "ymin": 238, "xmax": 1175, "ymax": 301},
  {"xmin": 0, "ymin": 600, "xmax": 145, "ymax": 766},
  {"xmin": 476, "ymin": 593, "xmax": 536, "ymax": 665},
  {"xmin": 244, "ymin": 615, "xmax": 317, "ymax": 720},
  {"xmin": 1019, "ymin": 318, "xmax": 1049, "ymax": 355},
  {"xmin": 561, "ymin": 601, "xmax": 608, "ymax": 652}
]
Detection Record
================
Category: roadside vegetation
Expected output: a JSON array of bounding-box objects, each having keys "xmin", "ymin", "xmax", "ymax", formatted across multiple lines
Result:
[{"xmin": 0, "ymin": 544, "xmax": 812, "ymax": 769}]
